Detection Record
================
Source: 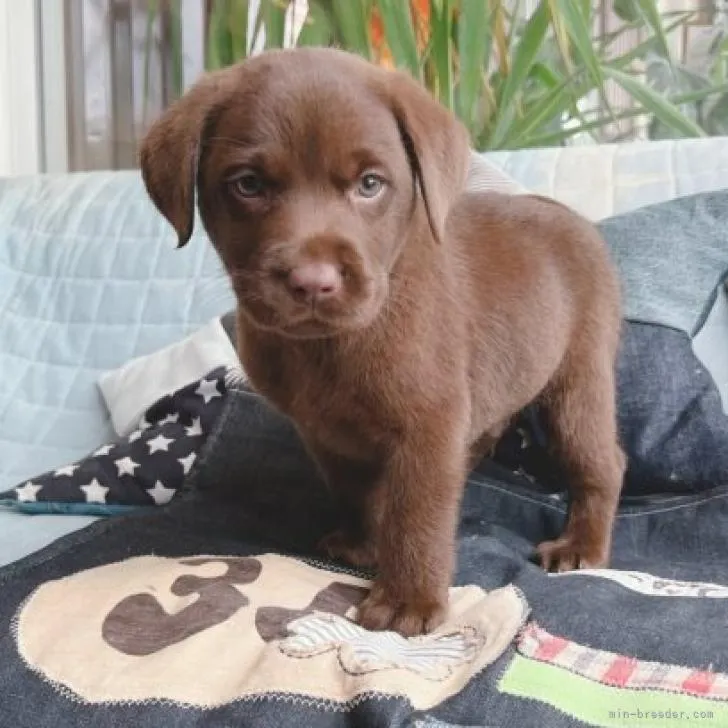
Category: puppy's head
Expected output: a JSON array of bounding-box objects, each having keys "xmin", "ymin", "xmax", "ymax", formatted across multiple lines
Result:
[{"xmin": 140, "ymin": 48, "xmax": 470, "ymax": 340}]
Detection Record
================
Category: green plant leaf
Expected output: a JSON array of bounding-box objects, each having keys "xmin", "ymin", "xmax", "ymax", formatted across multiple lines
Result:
[
  {"xmin": 523, "ymin": 106, "xmax": 650, "ymax": 146},
  {"xmin": 490, "ymin": 0, "xmax": 510, "ymax": 77},
  {"xmin": 529, "ymin": 61, "xmax": 562, "ymax": 89},
  {"xmin": 551, "ymin": 0, "xmax": 617, "ymax": 133},
  {"xmin": 193, "ymin": 0, "xmax": 725, "ymax": 151},
  {"xmin": 546, "ymin": 0, "xmax": 572, "ymax": 72},
  {"xmin": 613, "ymin": 0, "xmax": 639, "ymax": 23},
  {"xmin": 634, "ymin": 0, "xmax": 672, "ymax": 59},
  {"xmin": 489, "ymin": 0, "xmax": 550, "ymax": 148},
  {"xmin": 521, "ymin": 80, "xmax": 728, "ymax": 148},
  {"xmin": 206, "ymin": 0, "xmax": 234, "ymax": 69},
  {"xmin": 429, "ymin": 0, "xmax": 455, "ymax": 109},
  {"xmin": 502, "ymin": 73, "xmax": 587, "ymax": 147},
  {"xmin": 701, "ymin": 91, "xmax": 728, "ymax": 136},
  {"xmin": 168, "ymin": 0, "xmax": 183, "ymax": 96},
  {"xmin": 707, "ymin": 30, "xmax": 728, "ymax": 84},
  {"xmin": 260, "ymin": 0, "xmax": 288, "ymax": 50},
  {"xmin": 297, "ymin": 0, "xmax": 334, "ymax": 47},
  {"xmin": 229, "ymin": 0, "xmax": 249, "ymax": 59},
  {"xmin": 614, "ymin": 0, "xmax": 671, "ymax": 59},
  {"xmin": 670, "ymin": 81, "xmax": 728, "ymax": 105},
  {"xmin": 608, "ymin": 12, "xmax": 691, "ymax": 71},
  {"xmin": 457, "ymin": 0, "xmax": 491, "ymax": 121},
  {"xmin": 325, "ymin": 0, "xmax": 372, "ymax": 57},
  {"xmin": 604, "ymin": 67, "xmax": 706, "ymax": 137},
  {"xmin": 505, "ymin": 0, "xmax": 522, "ymax": 50},
  {"xmin": 552, "ymin": 0, "xmax": 605, "ymax": 102},
  {"xmin": 374, "ymin": 0, "xmax": 421, "ymax": 77}
]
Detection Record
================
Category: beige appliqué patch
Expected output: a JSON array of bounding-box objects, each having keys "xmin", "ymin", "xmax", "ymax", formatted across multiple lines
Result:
[{"xmin": 14, "ymin": 553, "xmax": 528, "ymax": 709}]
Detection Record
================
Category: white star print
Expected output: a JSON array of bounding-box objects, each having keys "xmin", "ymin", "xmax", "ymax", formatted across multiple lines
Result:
[
  {"xmin": 128, "ymin": 429, "xmax": 143, "ymax": 443},
  {"xmin": 195, "ymin": 378, "xmax": 222, "ymax": 404},
  {"xmin": 94, "ymin": 444, "xmax": 114, "ymax": 457},
  {"xmin": 178, "ymin": 452, "xmax": 197, "ymax": 475},
  {"xmin": 146, "ymin": 480, "xmax": 176, "ymax": 505},
  {"xmin": 147, "ymin": 433, "xmax": 174, "ymax": 454},
  {"xmin": 138, "ymin": 416, "xmax": 152, "ymax": 431},
  {"xmin": 185, "ymin": 417, "xmax": 203, "ymax": 437},
  {"xmin": 16, "ymin": 482, "xmax": 42, "ymax": 502},
  {"xmin": 54, "ymin": 464, "xmax": 79, "ymax": 477},
  {"xmin": 159, "ymin": 413, "xmax": 180, "ymax": 426},
  {"xmin": 114, "ymin": 456, "xmax": 140, "ymax": 477},
  {"xmin": 80, "ymin": 478, "xmax": 109, "ymax": 504}
]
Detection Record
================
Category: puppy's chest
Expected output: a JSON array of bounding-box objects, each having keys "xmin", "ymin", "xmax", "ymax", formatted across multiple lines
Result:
[
  {"xmin": 244, "ymin": 346, "xmax": 401, "ymax": 460},
  {"xmin": 296, "ymin": 380, "xmax": 402, "ymax": 462}
]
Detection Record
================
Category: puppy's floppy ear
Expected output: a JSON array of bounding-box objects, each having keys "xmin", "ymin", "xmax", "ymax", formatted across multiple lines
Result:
[
  {"xmin": 382, "ymin": 70, "xmax": 471, "ymax": 243},
  {"xmin": 139, "ymin": 69, "xmax": 231, "ymax": 248}
]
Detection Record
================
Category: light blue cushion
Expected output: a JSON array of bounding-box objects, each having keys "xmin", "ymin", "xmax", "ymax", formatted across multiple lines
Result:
[{"xmin": 0, "ymin": 171, "xmax": 234, "ymax": 492}]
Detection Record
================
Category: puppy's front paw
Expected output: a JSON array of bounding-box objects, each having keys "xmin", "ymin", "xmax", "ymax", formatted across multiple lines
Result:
[
  {"xmin": 356, "ymin": 582, "xmax": 447, "ymax": 637},
  {"xmin": 536, "ymin": 536, "xmax": 608, "ymax": 573}
]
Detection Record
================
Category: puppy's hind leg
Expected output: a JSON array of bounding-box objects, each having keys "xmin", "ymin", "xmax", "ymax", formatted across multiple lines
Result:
[{"xmin": 536, "ymin": 351, "xmax": 626, "ymax": 572}]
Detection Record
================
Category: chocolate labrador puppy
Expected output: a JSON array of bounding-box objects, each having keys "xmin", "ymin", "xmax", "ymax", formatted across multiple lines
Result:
[{"xmin": 140, "ymin": 47, "xmax": 625, "ymax": 637}]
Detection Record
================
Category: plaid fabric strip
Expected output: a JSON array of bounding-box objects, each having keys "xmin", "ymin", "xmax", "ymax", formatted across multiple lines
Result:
[{"xmin": 518, "ymin": 622, "xmax": 728, "ymax": 700}]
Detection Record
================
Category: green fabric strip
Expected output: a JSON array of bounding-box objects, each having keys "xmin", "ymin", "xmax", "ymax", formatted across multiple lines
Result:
[{"xmin": 499, "ymin": 654, "xmax": 725, "ymax": 727}]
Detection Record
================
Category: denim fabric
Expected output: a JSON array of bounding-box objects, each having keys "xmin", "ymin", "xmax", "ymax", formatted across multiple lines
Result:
[
  {"xmin": 597, "ymin": 190, "xmax": 728, "ymax": 337},
  {"xmin": 494, "ymin": 320, "xmax": 728, "ymax": 496},
  {"xmin": 693, "ymin": 285, "xmax": 728, "ymax": 412},
  {"xmin": 2, "ymin": 390, "xmax": 728, "ymax": 728},
  {"xmin": 615, "ymin": 322, "xmax": 728, "ymax": 494}
]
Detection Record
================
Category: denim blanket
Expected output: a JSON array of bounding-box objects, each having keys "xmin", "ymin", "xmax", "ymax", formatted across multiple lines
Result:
[{"xmin": 1, "ymin": 387, "xmax": 727, "ymax": 728}]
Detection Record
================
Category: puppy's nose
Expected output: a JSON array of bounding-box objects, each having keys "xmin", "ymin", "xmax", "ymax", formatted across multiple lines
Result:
[{"xmin": 287, "ymin": 262, "xmax": 342, "ymax": 301}]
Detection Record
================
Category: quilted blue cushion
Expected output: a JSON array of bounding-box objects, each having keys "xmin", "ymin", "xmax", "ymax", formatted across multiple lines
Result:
[{"xmin": 0, "ymin": 171, "xmax": 234, "ymax": 491}]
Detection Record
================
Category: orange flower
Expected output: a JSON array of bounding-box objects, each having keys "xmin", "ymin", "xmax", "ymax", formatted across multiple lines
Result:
[
  {"xmin": 369, "ymin": 7, "xmax": 394, "ymax": 68},
  {"xmin": 411, "ymin": 0, "xmax": 430, "ymax": 53},
  {"xmin": 369, "ymin": 0, "xmax": 431, "ymax": 69}
]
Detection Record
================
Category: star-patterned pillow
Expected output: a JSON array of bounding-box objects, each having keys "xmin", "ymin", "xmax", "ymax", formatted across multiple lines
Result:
[{"xmin": 0, "ymin": 367, "xmax": 235, "ymax": 515}]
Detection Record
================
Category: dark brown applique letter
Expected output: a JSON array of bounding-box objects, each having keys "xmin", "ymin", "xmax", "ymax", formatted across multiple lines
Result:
[{"xmin": 103, "ymin": 557, "xmax": 262, "ymax": 656}]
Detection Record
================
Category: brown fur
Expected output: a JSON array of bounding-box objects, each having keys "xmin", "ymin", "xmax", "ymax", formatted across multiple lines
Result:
[{"xmin": 139, "ymin": 47, "xmax": 625, "ymax": 637}]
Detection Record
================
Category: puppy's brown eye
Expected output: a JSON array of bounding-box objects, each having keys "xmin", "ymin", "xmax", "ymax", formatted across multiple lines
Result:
[
  {"xmin": 230, "ymin": 172, "xmax": 265, "ymax": 198},
  {"xmin": 356, "ymin": 173, "xmax": 385, "ymax": 199}
]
